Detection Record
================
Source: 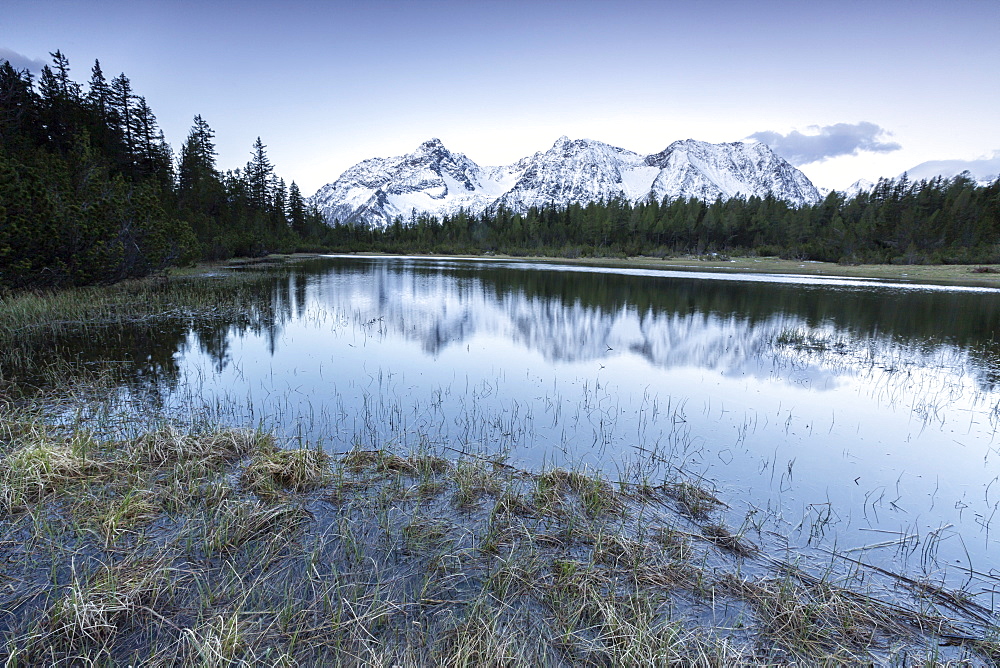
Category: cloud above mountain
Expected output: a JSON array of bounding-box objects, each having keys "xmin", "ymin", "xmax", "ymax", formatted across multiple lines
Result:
[
  {"xmin": 0, "ymin": 47, "xmax": 45, "ymax": 72},
  {"xmin": 749, "ymin": 122, "xmax": 901, "ymax": 166}
]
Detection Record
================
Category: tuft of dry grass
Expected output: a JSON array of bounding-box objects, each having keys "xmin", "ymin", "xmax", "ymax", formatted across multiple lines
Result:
[
  {"xmin": 533, "ymin": 467, "xmax": 622, "ymax": 518},
  {"xmin": 452, "ymin": 458, "xmax": 504, "ymax": 509},
  {"xmin": 94, "ymin": 488, "xmax": 161, "ymax": 543},
  {"xmin": 25, "ymin": 557, "xmax": 182, "ymax": 661},
  {"xmin": 127, "ymin": 426, "xmax": 273, "ymax": 466},
  {"xmin": 701, "ymin": 522, "xmax": 758, "ymax": 557},
  {"xmin": 665, "ymin": 480, "xmax": 724, "ymax": 519},
  {"xmin": 0, "ymin": 440, "xmax": 108, "ymax": 509},
  {"xmin": 242, "ymin": 447, "xmax": 331, "ymax": 499}
]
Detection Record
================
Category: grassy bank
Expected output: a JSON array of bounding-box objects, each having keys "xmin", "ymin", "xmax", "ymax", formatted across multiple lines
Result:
[
  {"xmin": 567, "ymin": 255, "xmax": 1000, "ymax": 288},
  {"xmin": 1, "ymin": 402, "xmax": 996, "ymax": 665},
  {"xmin": 346, "ymin": 252, "xmax": 1000, "ymax": 288}
]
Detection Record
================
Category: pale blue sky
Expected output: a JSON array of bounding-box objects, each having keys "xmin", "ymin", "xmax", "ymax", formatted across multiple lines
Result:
[{"xmin": 3, "ymin": 0, "xmax": 998, "ymax": 192}]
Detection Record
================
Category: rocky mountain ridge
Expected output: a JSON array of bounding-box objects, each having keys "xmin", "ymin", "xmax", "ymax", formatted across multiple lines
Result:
[{"xmin": 310, "ymin": 136, "xmax": 823, "ymax": 227}]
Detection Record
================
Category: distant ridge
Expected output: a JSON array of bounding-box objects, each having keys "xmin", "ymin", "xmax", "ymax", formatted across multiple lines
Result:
[
  {"xmin": 900, "ymin": 155, "xmax": 1000, "ymax": 186},
  {"xmin": 311, "ymin": 137, "xmax": 822, "ymax": 227}
]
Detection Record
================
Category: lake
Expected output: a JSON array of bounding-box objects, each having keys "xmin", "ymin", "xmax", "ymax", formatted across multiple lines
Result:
[{"xmin": 71, "ymin": 255, "xmax": 1000, "ymax": 595}]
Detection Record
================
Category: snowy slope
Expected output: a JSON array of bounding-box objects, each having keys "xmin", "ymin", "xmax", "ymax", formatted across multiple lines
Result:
[
  {"xmin": 646, "ymin": 140, "xmax": 820, "ymax": 206},
  {"xmin": 840, "ymin": 178, "xmax": 874, "ymax": 199},
  {"xmin": 492, "ymin": 136, "xmax": 655, "ymax": 211},
  {"xmin": 900, "ymin": 155, "xmax": 1000, "ymax": 186},
  {"xmin": 310, "ymin": 139, "xmax": 508, "ymax": 228},
  {"xmin": 311, "ymin": 136, "xmax": 823, "ymax": 227}
]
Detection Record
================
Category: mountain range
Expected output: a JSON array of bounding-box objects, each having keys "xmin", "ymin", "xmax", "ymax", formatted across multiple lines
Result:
[{"xmin": 310, "ymin": 137, "xmax": 823, "ymax": 227}]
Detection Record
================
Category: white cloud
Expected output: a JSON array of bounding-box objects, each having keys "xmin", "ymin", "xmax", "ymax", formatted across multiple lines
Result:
[
  {"xmin": 0, "ymin": 47, "xmax": 46, "ymax": 72},
  {"xmin": 749, "ymin": 122, "xmax": 901, "ymax": 166}
]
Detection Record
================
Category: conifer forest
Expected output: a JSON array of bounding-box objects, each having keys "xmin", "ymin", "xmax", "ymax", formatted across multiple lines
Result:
[{"xmin": 0, "ymin": 51, "xmax": 329, "ymax": 288}]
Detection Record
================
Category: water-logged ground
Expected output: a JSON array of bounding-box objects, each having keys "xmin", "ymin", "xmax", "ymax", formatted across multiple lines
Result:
[{"xmin": 71, "ymin": 255, "xmax": 1000, "ymax": 600}]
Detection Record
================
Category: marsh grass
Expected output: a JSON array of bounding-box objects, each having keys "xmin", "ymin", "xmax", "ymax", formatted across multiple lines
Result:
[
  {"xmin": 0, "ymin": 269, "xmax": 280, "ymax": 386},
  {"xmin": 242, "ymin": 447, "xmax": 331, "ymax": 499},
  {"xmin": 0, "ymin": 408, "xmax": 996, "ymax": 665},
  {"xmin": 666, "ymin": 480, "xmax": 725, "ymax": 519},
  {"xmin": 701, "ymin": 522, "xmax": 758, "ymax": 558},
  {"xmin": 0, "ymin": 442, "xmax": 103, "ymax": 509}
]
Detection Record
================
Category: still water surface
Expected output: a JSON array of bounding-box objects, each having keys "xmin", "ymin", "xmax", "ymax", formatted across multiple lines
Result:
[{"xmin": 113, "ymin": 256, "xmax": 1000, "ymax": 591}]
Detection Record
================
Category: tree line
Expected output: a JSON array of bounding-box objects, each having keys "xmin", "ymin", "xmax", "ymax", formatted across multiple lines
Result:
[
  {"xmin": 327, "ymin": 174, "xmax": 1000, "ymax": 265},
  {"xmin": 0, "ymin": 50, "xmax": 331, "ymax": 288}
]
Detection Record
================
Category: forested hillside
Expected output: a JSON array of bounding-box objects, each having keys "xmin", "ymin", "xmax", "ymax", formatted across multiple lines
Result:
[
  {"xmin": 326, "ymin": 175, "xmax": 1000, "ymax": 265},
  {"xmin": 0, "ymin": 51, "xmax": 330, "ymax": 288}
]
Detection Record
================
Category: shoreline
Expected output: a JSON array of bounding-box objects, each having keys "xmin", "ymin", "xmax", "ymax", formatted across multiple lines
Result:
[{"xmin": 328, "ymin": 252, "xmax": 1000, "ymax": 289}]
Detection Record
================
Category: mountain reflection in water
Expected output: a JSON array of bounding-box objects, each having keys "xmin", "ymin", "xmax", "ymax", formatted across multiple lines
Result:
[{"xmin": 301, "ymin": 257, "xmax": 1000, "ymax": 392}]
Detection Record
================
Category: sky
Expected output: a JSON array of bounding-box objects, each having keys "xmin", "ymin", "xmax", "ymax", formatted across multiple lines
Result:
[{"xmin": 3, "ymin": 0, "xmax": 998, "ymax": 194}]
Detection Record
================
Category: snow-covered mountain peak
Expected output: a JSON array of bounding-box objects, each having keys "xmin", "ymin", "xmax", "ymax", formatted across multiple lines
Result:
[
  {"xmin": 643, "ymin": 139, "xmax": 820, "ymax": 205},
  {"xmin": 414, "ymin": 137, "xmax": 448, "ymax": 157},
  {"xmin": 552, "ymin": 135, "xmax": 571, "ymax": 149},
  {"xmin": 841, "ymin": 178, "xmax": 874, "ymax": 199},
  {"xmin": 311, "ymin": 135, "xmax": 823, "ymax": 226}
]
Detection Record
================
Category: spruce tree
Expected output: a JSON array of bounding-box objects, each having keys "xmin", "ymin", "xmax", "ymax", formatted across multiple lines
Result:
[
  {"xmin": 86, "ymin": 60, "xmax": 112, "ymax": 121},
  {"xmin": 245, "ymin": 137, "xmax": 273, "ymax": 211},
  {"xmin": 178, "ymin": 115, "xmax": 220, "ymax": 207},
  {"xmin": 110, "ymin": 73, "xmax": 135, "ymax": 168},
  {"xmin": 0, "ymin": 61, "xmax": 38, "ymax": 149},
  {"xmin": 272, "ymin": 177, "xmax": 288, "ymax": 231},
  {"xmin": 288, "ymin": 181, "xmax": 306, "ymax": 236},
  {"xmin": 49, "ymin": 50, "xmax": 81, "ymax": 101},
  {"xmin": 130, "ymin": 95, "xmax": 172, "ymax": 185}
]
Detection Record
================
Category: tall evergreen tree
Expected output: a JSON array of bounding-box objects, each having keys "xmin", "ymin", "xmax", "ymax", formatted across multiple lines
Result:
[
  {"xmin": 37, "ymin": 63, "xmax": 73, "ymax": 150},
  {"xmin": 288, "ymin": 181, "xmax": 306, "ymax": 235},
  {"xmin": 110, "ymin": 73, "xmax": 135, "ymax": 168},
  {"xmin": 86, "ymin": 59, "xmax": 112, "ymax": 121},
  {"xmin": 178, "ymin": 115, "xmax": 219, "ymax": 206},
  {"xmin": 272, "ymin": 177, "xmax": 288, "ymax": 231},
  {"xmin": 0, "ymin": 61, "xmax": 38, "ymax": 148},
  {"xmin": 245, "ymin": 136, "xmax": 273, "ymax": 210},
  {"xmin": 130, "ymin": 95, "xmax": 172, "ymax": 186},
  {"xmin": 49, "ymin": 50, "xmax": 81, "ymax": 101}
]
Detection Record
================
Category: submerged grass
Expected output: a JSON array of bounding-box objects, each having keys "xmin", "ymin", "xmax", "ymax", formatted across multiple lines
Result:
[{"xmin": 0, "ymin": 405, "xmax": 995, "ymax": 666}]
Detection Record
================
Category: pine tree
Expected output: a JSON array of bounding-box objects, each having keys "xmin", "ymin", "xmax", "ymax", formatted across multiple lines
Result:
[
  {"xmin": 178, "ymin": 115, "xmax": 219, "ymax": 204},
  {"xmin": 86, "ymin": 60, "xmax": 112, "ymax": 121},
  {"xmin": 110, "ymin": 73, "xmax": 136, "ymax": 168},
  {"xmin": 190, "ymin": 114, "xmax": 216, "ymax": 164},
  {"xmin": 37, "ymin": 65, "xmax": 67, "ymax": 148},
  {"xmin": 130, "ymin": 95, "xmax": 172, "ymax": 185},
  {"xmin": 49, "ymin": 50, "xmax": 81, "ymax": 101},
  {"xmin": 272, "ymin": 177, "xmax": 288, "ymax": 231},
  {"xmin": 0, "ymin": 61, "xmax": 38, "ymax": 149},
  {"xmin": 245, "ymin": 137, "xmax": 273, "ymax": 210},
  {"xmin": 288, "ymin": 181, "xmax": 306, "ymax": 235},
  {"xmin": 177, "ymin": 114, "xmax": 226, "ymax": 246}
]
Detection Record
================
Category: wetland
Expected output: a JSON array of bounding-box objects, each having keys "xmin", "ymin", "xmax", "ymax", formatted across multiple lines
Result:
[{"xmin": 2, "ymin": 254, "xmax": 1000, "ymax": 664}]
